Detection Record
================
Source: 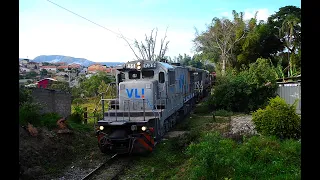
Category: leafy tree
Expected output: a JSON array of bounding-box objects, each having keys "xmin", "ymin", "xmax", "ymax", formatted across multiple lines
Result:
[
  {"xmin": 190, "ymin": 54, "xmax": 204, "ymax": 69},
  {"xmin": 25, "ymin": 71, "xmax": 38, "ymax": 79},
  {"xmin": 237, "ymin": 22, "xmax": 284, "ymax": 69},
  {"xmin": 194, "ymin": 10, "xmax": 246, "ymax": 75},
  {"xmin": 80, "ymin": 71, "xmax": 113, "ymax": 97},
  {"xmin": 268, "ymin": 6, "xmax": 301, "ymax": 75},
  {"xmin": 40, "ymin": 69, "xmax": 48, "ymax": 77},
  {"xmin": 48, "ymin": 81, "xmax": 71, "ymax": 92},
  {"xmin": 210, "ymin": 58, "xmax": 277, "ymax": 112},
  {"xmin": 98, "ymin": 80, "xmax": 108, "ymax": 94},
  {"xmin": 279, "ymin": 14, "xmax": 301, "ymax": 76}
]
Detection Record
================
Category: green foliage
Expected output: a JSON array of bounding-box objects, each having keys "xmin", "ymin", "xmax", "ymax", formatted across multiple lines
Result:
[
  {"xmin": 184, "ymin": 132, "xmax": 301, "ymax": 180},
  {"xmin": 40, "ymin": 69, "xmax": 48, "ymax": 77},
  {"xmin": 79, "ymin": 71, "xmax": 113, "ymax": 97},
  {"xmin": 209, "ymin": 69, "xmax": 253, "ymax": 112},
  {"xmin": 71, "ymin": 86, "xmax": 84, "ymax": 100},
  {"xmin": 25, "ymin": 71, "xmax": 38, "ymax": 79},
  {"xmin": 214, "ymin": 109, "xmax": 233, "ymax": 117},
  {"xmin": 40, "ymin": 113, "xmax": 62, "ymax": 130},
  {"xmin": 67, "ymin": 121, "xmax": 92, "ymax": 132},
  {"xmin": 121, "ymin": 137, "xmax": 187, "ymax": 180},
  {"xmin": 19, "ymin": 87, "xmax": 33, "ymax": 106},
  {"xmin": 210, "ymin": 58, "xmax": 277, "ymax": 113},
  {"xmin": 193, "ymin": 101, "xmax": 212, "ymax": 114},
  {"xmin": 192, "ymin": 6, "xmax": 301, "ymax": 73},
  {"xmin": 48, "ymin": 81, "xmax": 71, "ymax": 92},
  {"xmin": 168, "ymin": 131, "xmax": 200, "ymax": 153},
  {"xmin": 186, "ymin": 132, "xmax": 237, "ymax": 179},
  {"xmin": 237, "ymin": 23, "xmax": 284, "ymax": 68},
  {"xmin": 72, "ymin": 97, "xmax": 85, "ymax": 105},
  {"xmin": 19, "ymin": 102, "xmax": 42, "ymax": 126},
  {"xmin": 272, "ymin": 58, "xmax": 285, "ymax": 80},
  {"xmin": 97, "ymin": 80, "xmax": 108, "ymax": 94},
  {"xmin": 252, "ymin": 96, "xmax": 301, "ymax": 139},
  {"xmin": 69, "ymin": 105, "xmax": 85, "ymax": 124},
  {"xmin": 248, "ymin": 58, "xmax": 278, "ymax": 88}
]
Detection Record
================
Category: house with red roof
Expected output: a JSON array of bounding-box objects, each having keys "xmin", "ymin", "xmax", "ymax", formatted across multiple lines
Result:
[{"xmin": 37, "ymin": 78, "xmax": 57, "ymax": 88}]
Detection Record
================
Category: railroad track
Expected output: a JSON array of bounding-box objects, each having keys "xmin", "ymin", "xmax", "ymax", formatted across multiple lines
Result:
[{"xmin": 81, "ymin": 154, "xmax": 132, "ymax": 180}]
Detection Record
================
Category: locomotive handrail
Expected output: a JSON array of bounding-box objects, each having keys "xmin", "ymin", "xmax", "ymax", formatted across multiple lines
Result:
[{"xmin": 146, "ymin": 98, "xmax": 160, "ymax": 118}]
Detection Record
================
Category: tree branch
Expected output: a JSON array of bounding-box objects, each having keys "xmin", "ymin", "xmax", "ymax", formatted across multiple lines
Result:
[
  {"xmin": 118, "ymin": 30, "xmax": 141, "ymax": 60},
  {"xmin": 152, "ymin": 28, "xmax": 158, "ymax": 61}
]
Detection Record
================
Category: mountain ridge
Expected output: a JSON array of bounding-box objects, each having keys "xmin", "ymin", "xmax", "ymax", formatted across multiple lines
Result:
[{"xmin": 24, "ymin": 55, "xmax": 124, "ymax": 67}]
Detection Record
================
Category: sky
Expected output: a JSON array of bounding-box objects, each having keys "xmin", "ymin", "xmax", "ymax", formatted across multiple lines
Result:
[{"xmin": 19, "ymin": 0, "xmax": 301, "ymax": 62}]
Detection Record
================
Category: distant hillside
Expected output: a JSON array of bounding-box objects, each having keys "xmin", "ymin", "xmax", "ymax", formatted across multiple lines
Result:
[{"xmin": 30, "ymin": 55, "xmax": 124, "ymax": 67}]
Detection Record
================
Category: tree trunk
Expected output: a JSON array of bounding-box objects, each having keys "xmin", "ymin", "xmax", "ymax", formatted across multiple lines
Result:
[
  {"xmin": 221, "ymin": 53, "xmax": 226, "ymax": 75},
  {"xmin": 288, "ymin": 51, "xmax": 290, "ymax": 77}
]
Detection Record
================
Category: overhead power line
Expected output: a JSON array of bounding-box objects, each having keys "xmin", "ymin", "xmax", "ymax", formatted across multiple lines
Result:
[{"xmin": 46, "ymin": 0, "xmax": 134, "ymax": 42}]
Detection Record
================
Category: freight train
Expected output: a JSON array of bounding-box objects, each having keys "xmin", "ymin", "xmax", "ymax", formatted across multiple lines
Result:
[{"xmin": 96, "ymin": 60, "xmax": 214, "ymax": 154}]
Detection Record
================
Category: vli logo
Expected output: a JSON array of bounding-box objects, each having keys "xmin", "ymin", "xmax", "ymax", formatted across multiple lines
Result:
[{"xmin": 126, "ymin": 88, "xmax": 145, "ymax": 98}]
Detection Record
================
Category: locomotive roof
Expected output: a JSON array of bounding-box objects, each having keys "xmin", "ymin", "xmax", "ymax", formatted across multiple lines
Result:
[
  {"xmin": 158, "ymin": 62, "xmax": 174, "ymax": 69},
  {"xmin": 116, "ymin": 59, "xmax": 208, "ymax": 72}
]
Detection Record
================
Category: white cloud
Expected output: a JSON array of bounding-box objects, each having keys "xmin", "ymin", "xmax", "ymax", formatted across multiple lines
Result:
[
  {"xmin": 243, "ymin": 8, "xmax": 270, "ymax": 22},
  {"xmin": 220, "ymin": 11, "xmax": 231, "ymax": 18}
]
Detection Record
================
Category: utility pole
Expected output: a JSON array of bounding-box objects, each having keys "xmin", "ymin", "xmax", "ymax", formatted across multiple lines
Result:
[{"xmin": 68, "ymin": 70, "xmax": 71, "ymax": 87}]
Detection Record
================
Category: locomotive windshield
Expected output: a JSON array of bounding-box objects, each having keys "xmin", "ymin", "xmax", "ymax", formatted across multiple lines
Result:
[{"xmin": 142, "ymin": 70, "xmax": 154, "ymax": 79}]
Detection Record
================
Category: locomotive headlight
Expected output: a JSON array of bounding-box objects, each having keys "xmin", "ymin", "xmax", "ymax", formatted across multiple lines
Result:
[
  {"xmin": 99, "ymin": 126, "xmax": 104, "ymax": 130},
  {"xmin": 137, "ymin": 62, "xmax": 141, "ymax": 66},
  {"xmin": 137, "ymin": 65, "xmax": 141, "ymax": 70},
  {"xmin": 141, "ymin": 126, "xmax": 147, "ymax": 131}
]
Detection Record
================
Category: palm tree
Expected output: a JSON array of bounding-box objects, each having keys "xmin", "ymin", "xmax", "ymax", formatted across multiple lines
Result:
[{"xmin": 279, "ymin": 14, "xmax": 300, "ymax": 77}]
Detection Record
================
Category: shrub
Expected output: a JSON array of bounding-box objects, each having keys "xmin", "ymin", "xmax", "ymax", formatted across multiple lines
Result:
[
  {"xmin": 69, "ymin": 105, "xmax": 84, "ymax": 124},
  {"xmin": 19, "ymin": 102, "xmax": 42, "ymax": 126},
  {"xmin": 209, "ymin": 58, "xmax": 278, "ymax": 113},
  {"xmin": 184, "ymin": 132, "xmax": 301, "ymax": 179},
  {"xmin": 41, "ymin": 113, "xmax": 62, "ymax": 130},
  {"xmin": 19, "ymin": 87, "xmax": 33, "ymax": 107},
  {"xmin": 168, "ymin": 130, "xmax": 200, "ymax": 152},
  {"xmin": 209, "ymin": 70, "xmax": 253, "ymax": 112},
  {"xmin": 252, "ymin": 96, "xmax": 301, "ymax": 139},
  {"xmin": 72, "ymin": 98, "xmax": 85, "ymax": 105}
]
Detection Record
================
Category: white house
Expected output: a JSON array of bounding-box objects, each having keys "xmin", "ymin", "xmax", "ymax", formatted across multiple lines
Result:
[
  {"xmin": 19, "ymin": 67, "xmax": 31, "ymax": 73},
  {"xmin": 39, "ymin": 66, "xmax": 57, "ymax": 73}
]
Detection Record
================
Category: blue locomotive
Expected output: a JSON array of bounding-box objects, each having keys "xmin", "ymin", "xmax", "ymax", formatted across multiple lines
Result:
[{"xmin": 96, "ymin": 60, "xmax": 214, "ymax": 154}]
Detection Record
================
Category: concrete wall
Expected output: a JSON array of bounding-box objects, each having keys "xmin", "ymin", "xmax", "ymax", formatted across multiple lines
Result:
[{"xmin": 31, "ymin": 88, "xmax": 72, "ymax": 118}]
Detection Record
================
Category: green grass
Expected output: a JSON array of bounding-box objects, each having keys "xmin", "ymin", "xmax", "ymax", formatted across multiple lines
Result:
[
  {"xmin": 193, "ymin": 101, "xmax": 213, "ymax": 115},
  {"xmin": 124, "ymin": 139, "xmax": 187, "ymax": 180},
  {"xmin": 179, "ymin": 133, "xmax": 301, "ymax": 180},
  {"xmin": 214, "ymin": 109, "xmax": 233, "ymax": 117},
  {"xmin": 119, "ymin": 102, "xmax": 301, "ymax": 180}
]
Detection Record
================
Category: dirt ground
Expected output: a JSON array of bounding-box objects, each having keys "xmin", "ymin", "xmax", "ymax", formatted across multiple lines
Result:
[
  {"xmin": 19, "ymin": 124, "xmax": 107, "ymax": 180},
  {"xmin": 19, "ymin": 114, "xmax": 256, "ymax": 180}
]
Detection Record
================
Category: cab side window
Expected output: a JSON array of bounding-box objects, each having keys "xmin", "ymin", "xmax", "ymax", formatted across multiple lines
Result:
[{"xmin": 159, "ymin": 72, "xmax": 165, "ymax": 83}]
